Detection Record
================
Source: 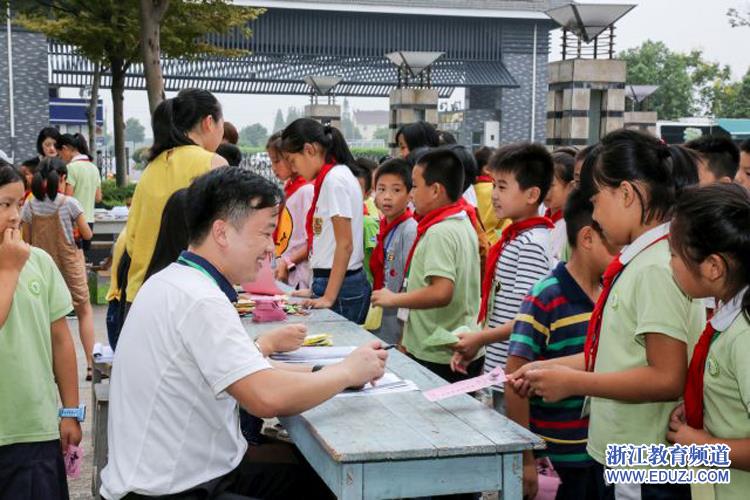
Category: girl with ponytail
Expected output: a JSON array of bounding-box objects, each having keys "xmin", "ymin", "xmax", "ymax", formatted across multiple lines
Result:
[
  {"xmin": 124, "ymin": 88, "xmax": 228, "ymax": 307},
  {"xmin": 507, "ymin": 129, "xmax": 705, "ymax": 500},
  {"xmin": 666, "ymin": 182, "xmax": 750, "ymax": 500},
  {"xmin": 280, "ymin": 119, "xmax": 370, "ymax": 323},
  {"xmin": 21, "ymin": 157, "xmax": 96, "ymax": 376}
]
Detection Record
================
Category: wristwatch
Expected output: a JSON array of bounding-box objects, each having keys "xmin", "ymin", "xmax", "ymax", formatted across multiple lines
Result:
[
  {"xmin": 283, "ymin": 256, "xmax": 296, "ymax": 271},
  {"xmin": 59, "ymin": 404, "xmax": 86, "ymax": 422}
]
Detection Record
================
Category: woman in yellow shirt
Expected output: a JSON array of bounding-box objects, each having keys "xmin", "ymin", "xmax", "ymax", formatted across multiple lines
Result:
[{"xmin": 123, "ymin": 89, "xmax": 228, "ymax": 314}]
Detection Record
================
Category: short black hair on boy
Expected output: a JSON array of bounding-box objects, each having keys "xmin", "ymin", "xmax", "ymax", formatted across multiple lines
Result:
[
  {"xmin": 564, "ymin": 188, "xmax": 602, "ymax": 248},
  {"xmin": 740, "ymin": 139, "xmax": 750, "ymax": 154},
  {"xmin": 415, "ymin": 148, "xmax": 465, "ymax": 202},
  {"xmin": 474, "ymin": 146, "xmax": 494, "ymax": 172},
  {"xmin": 353, "ymin": 158, "xmax": 378, "ymax": 193},
  {"xmin": 215, "ymin": 143, "xmax": 243, "ymax": 167},
  {"xmin": 374, "ymin": 158, "xmax": 412, "ymax": 191},
  {"xmin": 186, "ymin": 166, "xmax": 283, "ymax": 245},
  {"xmin": 684, "ymin": 135, "xmax": 740, "ymax": 180},
  {"xmin": 488, "ymin": 142, "xmax": 553, "ymax": 205}
]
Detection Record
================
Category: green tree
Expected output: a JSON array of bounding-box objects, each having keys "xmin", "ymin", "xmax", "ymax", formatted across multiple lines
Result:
[
  {"xmin": 125, "ymin": 118, "xmax": 146, "ymax": 151},
  {"xmin": 239, "ymin": 123, "xmax": 269, "ymax": 147},
  {"xmin": 373, "ymin": 127, "xmax": 390, "ymax": 143},
  {"xmin": 10, "ymin": 0, "xmax": 262, "ymax": 186},
  {"xmin": 285, "ymin": 107, "xmax": 302, "ymax": 126},
  {"xmin": 273, "ymin": 109, "xmax": 285, "ymax": 133}
]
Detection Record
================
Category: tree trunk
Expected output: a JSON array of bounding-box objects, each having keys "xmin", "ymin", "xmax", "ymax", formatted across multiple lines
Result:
[
  {"xmin": 140, "ymin": 0, "xmax": 169, "ymax": 114},
  {"xmin": 86, "ymin": 61, "xmax": 102, "ymax": 164},
  {"xmin": 111, "ymin": 58, "xmax": 128, "ymax": 187}
]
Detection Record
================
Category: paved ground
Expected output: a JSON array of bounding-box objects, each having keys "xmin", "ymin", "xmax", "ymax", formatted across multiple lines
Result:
[{"xmin": 68, "ymin": 304, "xmax": 108, "ymax": 500}]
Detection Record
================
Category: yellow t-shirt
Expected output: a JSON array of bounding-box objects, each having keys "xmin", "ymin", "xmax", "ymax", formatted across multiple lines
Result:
[
  {"xmin": 474, "ymin": 181, "xmax": 509, "ymax": 244},
  {"xmin": 106, "ymin": 231, "xmax": 127, "ymax": 302},
  {"xmin": 125, "ymin": 145, "xmax": 214, "ymax": 301}
]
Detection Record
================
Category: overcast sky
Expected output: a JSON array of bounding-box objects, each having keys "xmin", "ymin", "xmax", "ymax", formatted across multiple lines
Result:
[{"xmin": 60, "ymin": 0, "xmax": 750, "ymax": 138}]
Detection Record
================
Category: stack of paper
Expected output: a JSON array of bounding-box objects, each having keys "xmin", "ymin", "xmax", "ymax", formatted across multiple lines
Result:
[
  {"xmin": 271, "ymin": 346, "xmax": 356, "ymax": 365},
  {"xmin": 335, "ymin": 372, "xmax": 419, "ymax": 398}
]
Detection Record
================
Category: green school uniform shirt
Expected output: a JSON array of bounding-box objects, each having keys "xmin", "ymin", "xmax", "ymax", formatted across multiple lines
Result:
[
  {"xmin": 703, "ymin": 308, "xmax": 750, "ymax": 500},
  {"xmin": 587, "ymin": 238, "xmax": 705, "ymax": 465},
  {"xmin": 0, "ymin": 247, "xmax": 73, "ymax": 446},
  {"xmin": 402, "ymin": 215, "xmax": 482, "ymax": 365},
  {"xmin": 67, "ymin": 158, "xmax": 101, "ymax": 223},
  {"xmin": 363, "ymin": 213, "xmax": 379, "ymax": 285}
]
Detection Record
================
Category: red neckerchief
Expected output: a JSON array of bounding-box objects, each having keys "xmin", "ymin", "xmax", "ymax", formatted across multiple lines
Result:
[
  {"xmin": 475, "ymin": 175, "xmax": 493, "ymax": 184},
  {"xmin": 477, "ymin": 216, "xmax": 554, "ymax": 324},
  {"xmin": 458, "ymin": 197, "xmax": 484, "ymax": 232},
  {"xmin": 305, "ymin": 161, "xmax": 336, "ymax": 255},
  {"xmin": 403, "ymin": 202, "xmax": 465, "ymax": 277},
  {"xmin": 583, "ymin": 233, "xmax": 669, "ymax": 371},
  {"xmin": 370, "ymin": 209, "xmax": 413, "ymax": 290},
  {"xmin": 684, "ymin": 322, "xmax": 716, "ymax": 429},
  {"xmin": 274, "ymin": 175, "xmax": 309, "ymax": 244},
  {"xmin": 545, "ymin": 208, "xmax": 563, "ymax": 224}
]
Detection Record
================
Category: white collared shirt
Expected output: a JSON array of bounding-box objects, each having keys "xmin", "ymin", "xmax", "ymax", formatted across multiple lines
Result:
[
  {"xmin": 619, "ymin": 222, "xmax": 671, "ymax": 265},
  {"xmin": 710, "ymin": 287, "xmax": 749, "ymax": 332}
]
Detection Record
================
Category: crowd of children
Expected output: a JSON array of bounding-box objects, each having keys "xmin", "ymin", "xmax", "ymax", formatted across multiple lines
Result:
[{"xmin": 3, "ymin": 83, "xmax": 750, "ymax": 499}]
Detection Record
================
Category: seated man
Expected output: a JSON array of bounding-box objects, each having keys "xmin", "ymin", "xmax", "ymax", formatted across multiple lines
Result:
[{"xmin": 101, "ymin": 167, "xmax": 387, "ymax": 500}]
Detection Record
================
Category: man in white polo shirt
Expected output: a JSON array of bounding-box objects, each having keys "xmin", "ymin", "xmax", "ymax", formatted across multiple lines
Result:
[{"xmin": 101, "ymin": 167, "xmax": 387, "ymax": 500}]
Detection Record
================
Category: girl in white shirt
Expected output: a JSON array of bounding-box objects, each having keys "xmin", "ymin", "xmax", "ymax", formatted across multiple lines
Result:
[{"xmin": 280, "ymin": 119, "xmax": 369, "ymax": 324}]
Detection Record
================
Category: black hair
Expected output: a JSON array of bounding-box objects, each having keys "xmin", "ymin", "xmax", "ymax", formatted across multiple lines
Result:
[
  {"xmin": 667, "ymin": 144, "xmax": 700, "ymax": 198},
  {"xmin": 593, "ymin": 129, "xmax": 696, "ymax": 223},
  {"xmin": 374, "ymin": 158, "xmax": 412, "ymax": 191},
  {"xmin": 378, "ymin": 155, "xmax": 392, "ymax": 164},
  {"xmin": 31, "ymin": 157, "xmax": 66, "ymax": 201},
  {"xmin": 405, "ymin": 146, "xmax": 432, "ymax": 168},
  {"xmin": 684, "ymin": 135, "xmax": 740, "ymax": 180},
  {"xmin": 186, "ymin": 166, "xmax": 283, "ymax": 245},
  {"xmin": 488, "ymin": 142, "xmax": 553, "ymax": 205},
  {"xmin": 552, "ymin": 151, "xmax": 575, "ymax": 184},
  {"xmin": 36, "ymin": 126, "xmax": 61, "ymax": 156},
  {"xmin": 144, "ymin": 189, "xmax": 189, "ymax": 281},
  {"xmin": 223, "ymin": 122, "xmax": 239, "ymax": 145},
  {"xmin": 575, "ymin": 144, "xmax": 594, "ymax": 163},
  {"xmin": 56, "ymin": 133, "xmax": 91, "ymax": 159},
  {"xmin": 55, "ymin": 162, "xmax": 68, "ymax": 180},
  {"xmin": 671, "ymin": 183, "xmax": 750, "ymax": 319},
  {"xmin": 564, "ymin": 188, "xmax": 602, "ymax": 249},
  {"xmin": 414, "ymin": 148, "xmax": 465, "ymax": 202},
  {"xmin": 266, "ymin": 131, "xmax": 282, "ymax": 153},
  {"xmin": 279, "ymin": 118, "xmax": 356, "ymax": 171},
  {"xmin": 216, "ymin": 143, "xmax": 243, "ymax": 167},
  {"xmin": 740, "ymin": 139, "xmax": 750, "ymax": 154},
  {"xmin": 21, "ymin": 157, "xmax": 40, "ymax": 171},
  {"xmin": 0, "ymin": 161, "xmax": 23, "ymax": 188},
  {"xmin": 149, "ymin": 88, "xmax": 223, "ymax": 162},
  {"xmin": 474, "ymin": 147, "xmax": 495, "ymax": 173},
  {"xmin": 443, "ymin": 144, "xmax": 478, "ymax": 192},
  {"xmin": 554, "ymin": 146, "xmax": 579, "ymax": 158},
  {"xmin": 395, "ymin": 122, "xmax": 440, "ymax": 153},
  {"xmin": 354, "ymin": 158, "xmax": 378, "ymax": 193},
  {"xmin": 577, "ymin": 144, "xmax": 602, "ymax": 199},
  {"xmin": 437, "ymin": 130, "xmax": 457, "ymax": 145}
]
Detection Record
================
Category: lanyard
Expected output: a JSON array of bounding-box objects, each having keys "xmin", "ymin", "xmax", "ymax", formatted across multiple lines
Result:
[{"xmin": 177, "ymin": 255, "xmax": 219, "ymax": 288}]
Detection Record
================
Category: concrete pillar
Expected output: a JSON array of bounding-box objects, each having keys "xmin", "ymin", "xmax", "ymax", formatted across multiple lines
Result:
[
  {"xmin": 546, "ymin": 59, "xmax": 626, "ymax": 148},
  {"xmin": 624, "ymin": 111, "xmax": 658, "ymax": 136},
  {"xmin": 304, "ymin": 104, "xmax": 341, "ymax": 130},
  {"xmin": 388, "ymin": 88, "xmax": 439, "ymax": 157}
]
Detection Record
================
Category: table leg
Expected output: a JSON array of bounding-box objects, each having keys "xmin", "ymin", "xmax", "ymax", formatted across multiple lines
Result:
[
  {"xmin": 340, "ymin": 463, "xmax": 364, "ymax": 500},
  {"xmin": 501, "ymin": 452, "xmax": 523, "ymax": 500}
]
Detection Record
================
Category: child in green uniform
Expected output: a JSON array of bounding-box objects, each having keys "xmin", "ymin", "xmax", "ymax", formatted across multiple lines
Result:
[
  {"xmin": 0, "ymin": 162, "xmax": 82, "ymax": 498},
  {"xmin": 509, "ymin": 130, "xmax": 705, "ymax": 500},
  {"xmin": 667, "ymin": 182, "xmax": 750, "ymax": 500}
]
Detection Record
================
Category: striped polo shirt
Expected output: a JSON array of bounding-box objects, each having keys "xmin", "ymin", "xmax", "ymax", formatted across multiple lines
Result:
[
  {"xmin": 508, "ymin": 262, "xmax": 594, "ymax": 468},
  {"xmin": 484, "ymin": 227, "xmax": 553, "ymax": 384}
]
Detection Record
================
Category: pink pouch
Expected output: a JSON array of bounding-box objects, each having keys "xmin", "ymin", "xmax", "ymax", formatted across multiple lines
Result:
[
  {"xmin": 64, "ymin": 444, "xmax": 84, "ymax": 479},
  {"xmin": 242, "ymin": 255, "xmax": 283, "ymax": 296},
  {"xmin": 536, "ymin": 457, "xmax": 561, "ymax": 500},
  {"xmin": 252, "ymin": 299, "xmax": 288, "ymax": 323}
]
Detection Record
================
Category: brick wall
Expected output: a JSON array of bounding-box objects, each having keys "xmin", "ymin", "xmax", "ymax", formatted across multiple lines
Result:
[{"xmin": 0, "ymin": 29, "xmax": 50, "ymax": 161}]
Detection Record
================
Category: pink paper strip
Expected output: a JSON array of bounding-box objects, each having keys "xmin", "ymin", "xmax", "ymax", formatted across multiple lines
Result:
[
  {"xmin": 423, "ymin": 367, "xmax": 506, "ymax": 402},
  {"xmin": 64, "ymin": 444, "xmax": 84, "ymax": 479}
]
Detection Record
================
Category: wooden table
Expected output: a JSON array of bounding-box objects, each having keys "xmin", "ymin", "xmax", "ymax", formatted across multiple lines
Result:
[{"xmin": 244, "ymin": 319, "xmax": 544, "ymax": 499}]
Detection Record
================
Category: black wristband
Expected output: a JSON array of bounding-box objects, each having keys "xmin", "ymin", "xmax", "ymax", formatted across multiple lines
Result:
[{"xmin": 312, "ymin": 364, "xmax": 324, "ymax": 373}]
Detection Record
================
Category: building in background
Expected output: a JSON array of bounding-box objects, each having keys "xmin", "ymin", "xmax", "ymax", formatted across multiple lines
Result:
[{"xmin": 353, "ymin": 110, "xmax": 388, "ymax": 141}]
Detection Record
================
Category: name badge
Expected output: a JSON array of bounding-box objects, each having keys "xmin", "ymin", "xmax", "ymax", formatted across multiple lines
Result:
[{"xmin": 397, "ymin": 307, "xmax": 410, "ymax": 322}]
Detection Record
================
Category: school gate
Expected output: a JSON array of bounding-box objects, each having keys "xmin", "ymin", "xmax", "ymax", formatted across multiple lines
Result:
[{"xmin": 2, "ymin": 0, "xmax": 563, "ymax": 159}]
